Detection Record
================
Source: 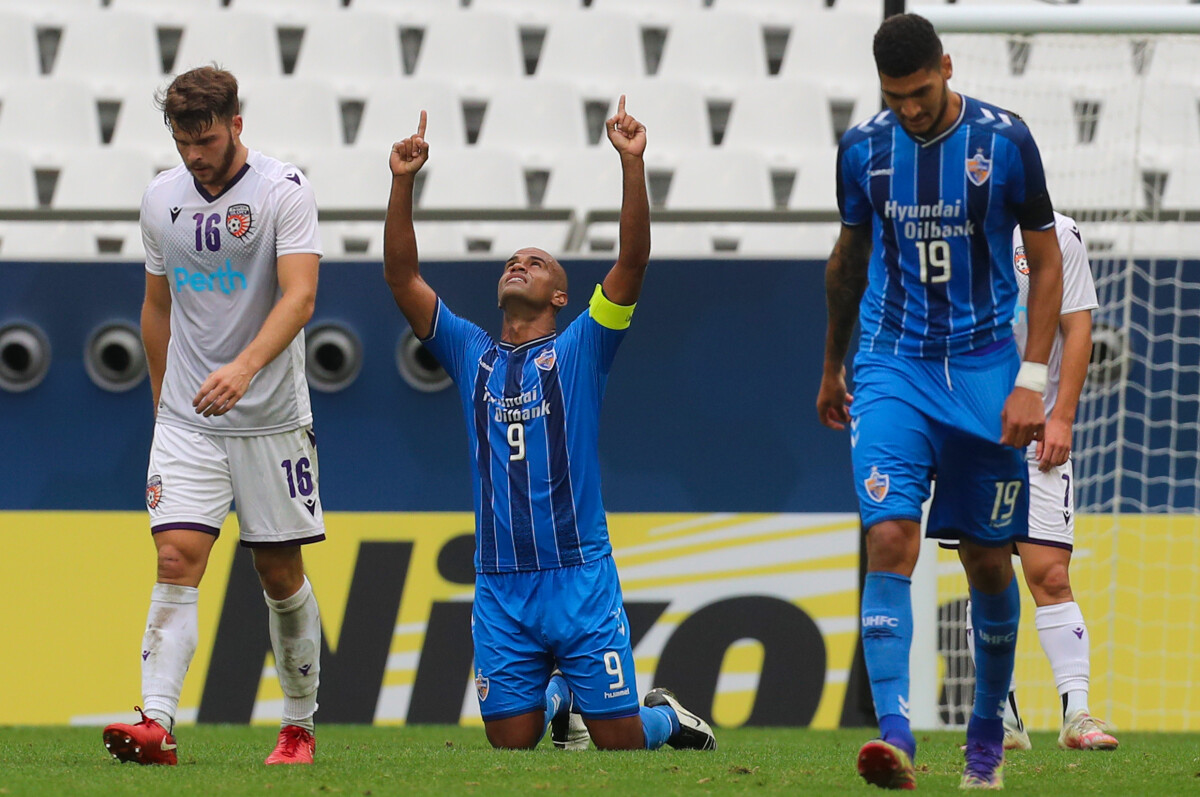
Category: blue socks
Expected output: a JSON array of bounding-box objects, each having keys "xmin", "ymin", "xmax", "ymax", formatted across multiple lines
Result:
[
  {"xmin": 862, "ymin": 571, "xmax": 916, "ymax": 760},
  {"xmin": 640, "ymin": 705, "xmax": 678, "ymax": 750},
  {"xmin": 970, "ymin": 577, "xmax": 1020, "ymax": 734},
  {"xmin": 542, "ymin": 673, "xmax": 571, "ymax": 740}
]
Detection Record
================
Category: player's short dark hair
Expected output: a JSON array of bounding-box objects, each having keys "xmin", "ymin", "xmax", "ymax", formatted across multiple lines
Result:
[
  {"xmin": 873, "ymin": 13, "xmax": 944, "ymax": 78},
  {"xmin": 156, "ymin": 66, "xmax": 240, "ymax": 137}
]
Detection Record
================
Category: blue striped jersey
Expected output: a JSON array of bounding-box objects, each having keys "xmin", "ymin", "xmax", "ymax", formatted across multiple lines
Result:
[
  {"xmin": 837, "ymin": 94, "xmax": 1056, "ymax": 358},
  {"xmin": 421, "ymin": 286, "xmax": 632, "ymax": 573}
]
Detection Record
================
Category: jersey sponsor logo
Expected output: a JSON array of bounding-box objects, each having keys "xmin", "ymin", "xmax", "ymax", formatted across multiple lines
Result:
[
  {"xmin": 865, "ymin": 466, "xmax": 889, "ymax": 503},
  {"xmin": 883, "ymin": 198, "xmax": 976, "ymax": 239},
  {"xmin": 225, "ymin": 204, "xmax": 253, "ymax": 239},
  {"xmin": 1014, "ymin": 245, "xmax": 1029, "ymax": 275},
  {"xmin": 475, "ymin": 670, "xmax": 489, "ymax": 702},
  {"xmin": 484, "ymin": 386, "xmax": 552, "ymax": 423},
  {"xmin": 173, "ymin": 260, "xmax": 247, "ymax": 295},
  {"xmin": 146, "ymin": 474, "xmax": 163, "ymax": 509},
  {"xmin": 966, "ymin": 150, "xmax": 993, "ymax": 187},
  {"xmin": 534, "ymin": 347, "xmax": 557, "ymax": 371},
  {"xmin": 169, "ymin": 207, "xmax": 182, "ymax": 223}
]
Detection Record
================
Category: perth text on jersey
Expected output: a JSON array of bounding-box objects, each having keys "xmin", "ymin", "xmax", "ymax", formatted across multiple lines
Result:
[
  {"xmin": 173, "ymin": 259, "xmax": 247, "ymax": 295},
  {"xmin": 883, "ymin": 199, "xmax": 976, "ymax": 240}
]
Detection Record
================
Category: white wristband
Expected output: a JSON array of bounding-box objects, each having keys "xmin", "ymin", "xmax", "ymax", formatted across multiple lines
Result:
[{"xmin": 1015, "ymin": 361, "xmax": 1048, "ymax": 393}]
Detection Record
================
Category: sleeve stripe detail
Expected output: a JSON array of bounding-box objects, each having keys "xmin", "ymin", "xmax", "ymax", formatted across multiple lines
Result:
[{"xmin": 588, "ymin": 284, "xmax": 635, "ymax": 330}]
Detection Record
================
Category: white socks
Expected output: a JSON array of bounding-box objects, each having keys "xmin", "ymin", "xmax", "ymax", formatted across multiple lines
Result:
[
  {"xmin": 141, "ymin": 583, "xmax": 199, "ymax": 732},
  {"xmin": 265, "ymin": 576, "xmax": 321, "ymax": 732},
  {"xmin": 1035, "ymin": 601, "xmax": 1090, "ymax": 718}
]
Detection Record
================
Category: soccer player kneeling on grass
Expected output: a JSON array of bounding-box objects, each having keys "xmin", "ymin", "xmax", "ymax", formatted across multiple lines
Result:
[{"xmin": 381, "ymin": 99, "xmax": 715, "ymax": 753}]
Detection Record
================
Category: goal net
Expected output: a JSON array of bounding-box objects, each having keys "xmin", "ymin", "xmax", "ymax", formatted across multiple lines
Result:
[{"xmin": 910, "ymin": 8, "xmax": 1200, "ymax": 732}]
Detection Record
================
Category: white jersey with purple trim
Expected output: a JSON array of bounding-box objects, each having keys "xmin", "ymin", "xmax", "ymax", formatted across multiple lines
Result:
[
  {"xmin": 1012, "ymin": 211, "xmax": 1098, "ymax": 456},
  {"xmin": 142, "ymin": 149, "xmax": 323, "ymax": 436}
]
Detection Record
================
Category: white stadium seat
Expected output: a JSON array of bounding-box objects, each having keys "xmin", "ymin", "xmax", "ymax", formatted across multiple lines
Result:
[
  {"xmin": 93, "ymin": 221, "xmax": 147, "ymax": 259},
  {"xmin": 0, "ymin": 79, "xmax": 101, "ymax": 156},
  {"xmin": 172, "ymin": 11, "xmax": 283, "ymax": 78},
  {"xmin": 237, "ymin": 78, "xmax": 344, "ymax": 164},
  {"xmin": 411, "ymin": 11, "xmax": 524, "ymax": 82},
  {"xmin": 318, "ymin": 220, "xmax": 473, "ymax": 258},
  {"xmin": 777, "ymin": 11, "xmax": 878, "ymax": 100},
  {"xmin": 1021, "ymin": 34, "xmax": 1138, "ymax": 86},
  {"xmin": 292, "ymin": 11, "xmax": 405, "ymax": 82},
  {"xmin": 0, "ymin": 148, "xmax": 37, "ymax": 209},
  {"xmin": 474, "ymin": 80, "xmax": 590, "ymax": 155},
  {"xmin": 1041, "ymin": 147, "xmax": 1143, "ymax": 212},
  {"xmin": 542, "ymin": 148, "xmax": 627, "ymax": 219},
  {"xmin": 304, "ymin": 148, "xmax": 394, "ymax": 211},
  {"xmin": 1144, "ymin": 36, "xmax": 1200, "ymax": 84},
  {"xmin": 658, "ymin": 149, "xmax": 775, "ymax": 211},
  {"xmin": 52, "ymin": 148, "xmax": 158, "ymax": 210},
  {"xmin": 460, "ymin": 221, "xmax": 573, "ymax": 257},
  {"xmin": 353, "ymin": 78, "xmax": 467, "ymax": 152},
  {"xmin": 52, "ymin": 11, "xmax": 162, "ymax": 82},
  {"xmin": 418, "ymin": 148, "xmax": 528, "ymax": 209},
  {"xmin": 656, "ymin": 11, "xmax": 770, "ymax": 84},
  {"xmin": 0, "ymin": 11, "xmax": 40, "ymax": 79},
  {"xmin": 737, "ymin": 223, "xmax": 841, "ymax": 257},
  {"xmin": 0, "ymin": 222, "xmax": 99, "ymax": 258},
  {"xmin": 536, "ymin": 11, "xmax": 645, "ymax": 86},
  {"xmin": 723, "ymin": 79, "xmax": 840, "ymax": 161},
  {"xmin": 614, "ymin": 79, "xmax": 712, "ymax": 149},
  {"xmin": 230, "ymin": 0, "xmax": 344, "ymax": 11},
  {"xmin": 108, "ymin": 79, "xmax": 180, "ymax": 169},
  {"xmin": 787, "ymin": 147, "xmax": 838, "ymax": 213}
]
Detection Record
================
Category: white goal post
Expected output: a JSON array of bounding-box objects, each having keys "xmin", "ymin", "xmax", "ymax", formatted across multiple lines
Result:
[{"xmin": 908, "ymin": 3, "xmax": 1200, "ymax": 732}]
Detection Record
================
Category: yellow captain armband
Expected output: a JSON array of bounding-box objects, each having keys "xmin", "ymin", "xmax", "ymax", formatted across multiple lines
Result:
[{"xmin": 588, "ymin": 284, "xmax": 636, "ymax": 331}]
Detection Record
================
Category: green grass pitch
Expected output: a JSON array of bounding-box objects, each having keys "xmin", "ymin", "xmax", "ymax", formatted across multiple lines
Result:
[{"xmin": 2, "ymin": 726, "xmax": 1198, "ymax": 795}]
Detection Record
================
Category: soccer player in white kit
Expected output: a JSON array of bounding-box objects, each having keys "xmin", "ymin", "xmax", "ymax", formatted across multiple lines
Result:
[
  {"xmin": 102, "ymin": 67, "xmax": 325, "ymax": 766},
  {"xmin": 965, "ymin": 211, "xmax": 1119, "ymax": 752}
]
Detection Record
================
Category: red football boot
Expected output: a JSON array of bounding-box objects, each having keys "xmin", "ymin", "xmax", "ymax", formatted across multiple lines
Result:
[
  {"xmin": 102, "ymin": 706, "xmax": 178, "ymax": 765},
  {"xmin": 264, "ymin": 724, "xmax": 315, "ymax": 765}
]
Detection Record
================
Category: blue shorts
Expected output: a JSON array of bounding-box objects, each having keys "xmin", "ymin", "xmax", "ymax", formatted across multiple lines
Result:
[
  {"xmin": 472, "ymin": 555, "xmax": 640, "ymax": 722},
  {"xmin": 850, "ymin": 343, "xmax": 1029, "ymax": 546}
]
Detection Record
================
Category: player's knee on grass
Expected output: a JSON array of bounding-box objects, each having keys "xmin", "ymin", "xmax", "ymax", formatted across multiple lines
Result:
[
  {"xmin": 585, "ymin": 715, "xmax": 644, "ymax": 751},
  {"xmin": 484, "ymin": 712, "xmax": 544, "ymax": 750}
]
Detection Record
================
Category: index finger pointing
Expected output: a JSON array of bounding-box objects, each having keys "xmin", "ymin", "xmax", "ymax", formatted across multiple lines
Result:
[{"xmin": 417, "ymin": 109, "xmax": 427, "ymax": 139}]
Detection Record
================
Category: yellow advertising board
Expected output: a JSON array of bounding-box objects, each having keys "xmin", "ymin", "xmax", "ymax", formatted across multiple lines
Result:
[{"xmin": 1, "ymin": 511, "xmax": 1195, "ymax": 730}]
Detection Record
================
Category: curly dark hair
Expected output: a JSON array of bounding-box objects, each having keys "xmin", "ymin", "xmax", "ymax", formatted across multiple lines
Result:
[
  {"xmin": 156, "ymin": 65, "xmax": 240, "ymax": 137},
  {"xmin": 873, "ymin": 13, "xmax": 944, "ymax": 78}
]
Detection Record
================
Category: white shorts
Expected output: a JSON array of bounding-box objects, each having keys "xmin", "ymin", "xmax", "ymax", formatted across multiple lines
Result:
[
  {"xmin": 1020, "ymin": 457, "xmax": 1074, "ymax": 550},
  {"xmin": 146, "ymin": 423, "xmax": 325, "ymax": 547}
]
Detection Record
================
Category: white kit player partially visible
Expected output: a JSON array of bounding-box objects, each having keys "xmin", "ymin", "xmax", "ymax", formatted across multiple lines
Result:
[
  {"xmin": 103, "ymin": 66, "xmax": 326, "ymax": 766},
  {"xmin": 966, "ymin": 211, "xmax": 1119, "ymax": 753}
]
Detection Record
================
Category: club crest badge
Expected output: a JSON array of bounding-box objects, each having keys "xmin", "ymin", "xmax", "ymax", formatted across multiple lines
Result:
[
  {"xmin": 534, "ymin": 347, "xmax": 557, "ymax": 371},
  {"xmin": 1014, "ymin": 245, "xmax": 1029, "ymax": 275},
  {"xmin": 865, "ymin": 467, "xmax": 889, "ymax": 503},
  {"xmin": 146, "ymin": 474, "xmax": 163, "ymax": 509},
  {"xmin": 225, "ymin": 203, "xmax": 253, "ymax": 239},
  {"xmin": 475, "ymin": 670, "xmax": 489, "ymax": 702},
  {"xmin": 966, "ymin": 150, "xmax": 992, "ymax": 187}
]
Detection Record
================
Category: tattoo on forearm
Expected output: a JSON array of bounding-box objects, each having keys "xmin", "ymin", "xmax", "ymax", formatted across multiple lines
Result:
[{"xmin": 824, "ymin": 231, "xmax": 870, "ymax": 363}]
